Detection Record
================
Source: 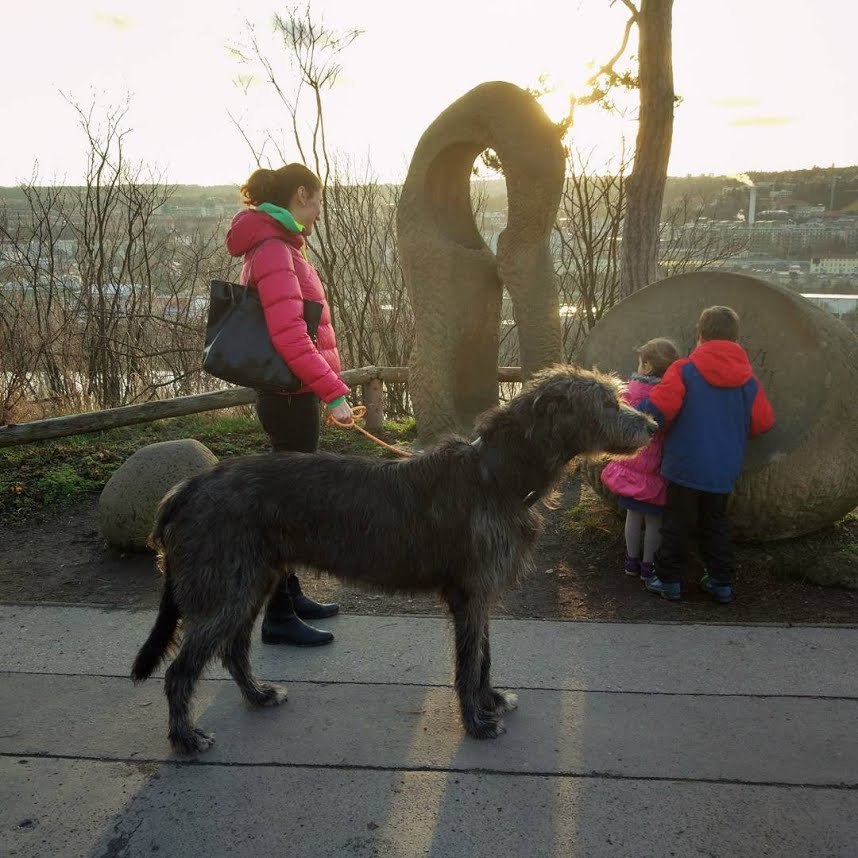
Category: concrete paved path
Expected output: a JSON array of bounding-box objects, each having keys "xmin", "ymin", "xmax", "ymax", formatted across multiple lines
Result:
[{"xmin": 2, "ymin": 605, "xmax": 857, "ymax": 857}]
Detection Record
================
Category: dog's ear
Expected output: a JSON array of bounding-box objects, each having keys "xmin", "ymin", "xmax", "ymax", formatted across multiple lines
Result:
[{"xmin": 526, "ymin": 384, "xmax": 561, "ymax": 439}]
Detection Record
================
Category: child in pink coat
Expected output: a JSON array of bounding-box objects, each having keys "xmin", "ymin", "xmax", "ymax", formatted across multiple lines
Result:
[{"xmin": 601, "ymin": 338, "xmax": 680, "ymax": 579}]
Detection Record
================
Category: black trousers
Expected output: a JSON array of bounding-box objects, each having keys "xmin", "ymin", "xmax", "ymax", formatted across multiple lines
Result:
[
  {"xmin": 256, "ymin": 391, "xmax": 322, "ymax": 612},
  {"xmin": 654, "ymin": 481, "xmax": 734, "ymax": 584},
  {"xmin": 255, "ymin": 391, "xmax": 320, "ymax": 454}
]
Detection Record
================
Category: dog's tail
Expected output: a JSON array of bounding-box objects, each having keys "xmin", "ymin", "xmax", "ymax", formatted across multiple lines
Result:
[
  {"xmin": 131, "ymin": 574, "xmax": 180, "ymax": 683},
  {"xmin": 145, "ymin": 480, "xmax": 185, "ymax": 558},
  {"xmin": 131, "ymin": 483, "xmax": 185, "ymax": 684}
]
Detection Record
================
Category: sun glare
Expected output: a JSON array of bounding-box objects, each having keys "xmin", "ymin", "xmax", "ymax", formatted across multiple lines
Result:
[{"xmin": 537, "ymin": 88, "xmax": 577, "ymax": 126}]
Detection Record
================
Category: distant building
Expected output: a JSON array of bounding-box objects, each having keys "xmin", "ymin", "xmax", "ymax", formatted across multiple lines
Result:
[
  {"xmin": 809, "ymin": 255, "xmax": 858, "ymax": 275},
  {"xmin": 155, "ymin": 203, "xmax": 233, "ymax": 218},
  {"xmin": 795, "ymin": 204, "xmax": 826, "ymax": 218},
  {"xmin": 755, "ymin": 210, "xmax": 791, "ymax": 222}
]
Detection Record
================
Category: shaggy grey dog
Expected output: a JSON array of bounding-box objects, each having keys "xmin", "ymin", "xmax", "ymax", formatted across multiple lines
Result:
[{"xmin": 132, "ymin": 365, "xmax": 656, "ymax": 754}]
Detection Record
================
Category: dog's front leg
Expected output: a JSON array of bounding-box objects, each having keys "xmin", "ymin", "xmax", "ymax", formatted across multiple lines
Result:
[
  {"xmin": 448, "ymin": 595, "xmax": 504, "ymax": 739},
  {"xmin": 479, "ymin": 622, "xmax": 518, "ymax": 717}
]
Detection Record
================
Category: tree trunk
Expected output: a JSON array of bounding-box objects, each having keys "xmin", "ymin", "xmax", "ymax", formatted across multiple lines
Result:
[{"xmin": 619, "ymin": 0, "xmax": 675, "ymax": 298}]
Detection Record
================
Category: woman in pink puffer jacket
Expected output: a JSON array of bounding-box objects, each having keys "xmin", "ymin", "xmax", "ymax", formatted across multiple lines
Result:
[
  {"xmin": 225, "ymin": 163, "xmax": 349, "ymax": 647},
  {"xmin": 601, "ymin": 338, "xmax": 679, "ymax": 580}
]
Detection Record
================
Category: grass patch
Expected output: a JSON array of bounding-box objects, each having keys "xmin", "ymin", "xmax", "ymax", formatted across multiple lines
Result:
[
  {"xmin": 563, "ymin": 485, "xmax": 622, "ymax": 546},
  {"xmin": 0, "ymin": 410, "xmax": 413, "ymax": 522},
  {"xmin": 742, "ymin": 510, "xmax": 858, "ymax": 591},
  {"xmin": 34, "ymin": 463, "xmax": 101, "ymax": 505},
  {"xmin": 801, "ymin": 548, "xmax": 858, "ymax": 590}
]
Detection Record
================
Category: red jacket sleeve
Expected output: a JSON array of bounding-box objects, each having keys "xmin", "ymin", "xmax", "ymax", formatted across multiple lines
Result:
[
  {"xmin": 645, "ymin": 359, "xmax": 688, "ymax": 425},
  {"xmin": 251, "ymin": 241, "xmax": 349, "ymax": 402},
  {"xmin": 749, "ymin": 378, "xmax": 774, "ymax": 437}
]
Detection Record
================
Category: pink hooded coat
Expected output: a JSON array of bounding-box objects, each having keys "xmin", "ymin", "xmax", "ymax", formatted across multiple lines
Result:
[
  {"xmin": 600, "ymin": 376, "xmax": 667, "ymax": 507},
  {"xmin": 225, "ymin": 209, "xmax": 349, "ymax": 403}
]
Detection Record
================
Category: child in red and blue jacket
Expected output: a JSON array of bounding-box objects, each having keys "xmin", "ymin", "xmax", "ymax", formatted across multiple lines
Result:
[{"xmin": 637, "ymin": 306, "xmax": 774, "ymax": 603}]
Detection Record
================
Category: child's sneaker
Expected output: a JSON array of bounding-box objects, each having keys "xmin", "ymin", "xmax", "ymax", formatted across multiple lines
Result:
[
  {"xmin": 645, "ymin": 576, "xmax": 681, "ymax": 600},
  {"xmin": 639, "ymin": 561, "xmax": 655, "ymax": 581},
  {"xmin": 701, "ymin": 574, "xmax": 734, "ymax": 604},
  {"xmin": 624, "ymin": 556, "xmax": 641, "ymax": 577}
]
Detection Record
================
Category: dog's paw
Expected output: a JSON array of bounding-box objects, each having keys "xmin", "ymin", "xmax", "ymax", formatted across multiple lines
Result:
[
  {"xmin": 170, "ymin": 727, "xmax": 216, "ymax": 755},
  {"xmin": 464, "ymin": 715, "xmax": 506, "ymax": 740},
  {"xmin": 257, "ymin": 683, "xmax": 289, "ymax": 707},
  {"xmin": 498, "ymin": 690, "xmax": 518, "ymax": 711},
  {"xmin": 483, "ymin": 689, "xmax": 518, "ymax": 714}
]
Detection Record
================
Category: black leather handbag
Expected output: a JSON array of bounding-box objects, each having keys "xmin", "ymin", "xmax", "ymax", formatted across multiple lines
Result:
[{"xmin": 202, "ymin": 279, "xmax": 324, "ymax": 393}]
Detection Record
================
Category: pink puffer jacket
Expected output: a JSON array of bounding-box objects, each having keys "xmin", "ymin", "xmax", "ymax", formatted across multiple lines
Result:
[
  {"xmin": 601, "ymin": 376, "xmax": 667, "ymax": 506},
  {"xmin": 225, "ymin": 209, "xmax": 349, "ymax": 403}
]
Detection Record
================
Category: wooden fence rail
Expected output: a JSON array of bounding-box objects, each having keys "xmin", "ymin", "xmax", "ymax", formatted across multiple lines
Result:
[{"xmin": 0, "ymin": 366, "xmax": 524, "ymax": 448}]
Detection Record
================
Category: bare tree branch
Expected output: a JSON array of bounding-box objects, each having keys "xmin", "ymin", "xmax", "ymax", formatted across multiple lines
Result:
[{"xmin": 585, "ymin": 7, "xmax": 638, "ymax": 90}]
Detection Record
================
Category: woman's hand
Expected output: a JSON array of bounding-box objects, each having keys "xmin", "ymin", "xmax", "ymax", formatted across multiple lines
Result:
[{"xmin": 328, "ymin": 400, "xmax": 353, "ymax": 422}]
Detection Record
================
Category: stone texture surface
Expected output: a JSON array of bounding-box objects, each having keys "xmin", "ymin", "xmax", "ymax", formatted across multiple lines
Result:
[
  {"xmin": 397, "ymin": 81, "xmax": 565, "ymax": 444},
  {"xmin": 98, "ymin": 439, "xmax": 218, "ymax": 551},
  {"xmin": 578, "ymin": 271, "xmax": 858, "ymax": 540}
]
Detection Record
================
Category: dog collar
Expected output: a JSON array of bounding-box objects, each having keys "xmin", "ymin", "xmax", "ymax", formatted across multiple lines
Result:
[{"xmin": 472, "ymin": 437, "xmax": 540, "ymax": 507}]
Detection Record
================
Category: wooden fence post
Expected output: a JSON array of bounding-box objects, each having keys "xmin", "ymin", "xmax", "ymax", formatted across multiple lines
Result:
[{"xmin": 364, "ymin": 378, "xmax": 385, "ymax": 433}]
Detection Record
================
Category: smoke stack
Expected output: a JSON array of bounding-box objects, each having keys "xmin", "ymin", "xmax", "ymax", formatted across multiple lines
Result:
[{"xmin": 749, "ymin": 187, "xmax": 757, "ymax": 227}]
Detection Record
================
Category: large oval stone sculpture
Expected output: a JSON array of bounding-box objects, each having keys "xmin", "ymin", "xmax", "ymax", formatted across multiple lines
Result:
[
  {"xmin": 397, "ymin": 81, "xmax": 565, "ymax": 444},
  {"xmin": 578, "ymin": 271, "xmax": 858, "ymax": 541}
]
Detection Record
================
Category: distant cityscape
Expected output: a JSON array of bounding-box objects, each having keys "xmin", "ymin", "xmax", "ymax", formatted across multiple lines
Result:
[{"xmin": 2, "ymin": 168, "xmax": 857, "ymax": 333}]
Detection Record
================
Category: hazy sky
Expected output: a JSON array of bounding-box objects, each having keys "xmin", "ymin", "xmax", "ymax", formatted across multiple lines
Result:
[{"xmin": 3, "ymin": 0, "xmax": 855, "ymax": 186}]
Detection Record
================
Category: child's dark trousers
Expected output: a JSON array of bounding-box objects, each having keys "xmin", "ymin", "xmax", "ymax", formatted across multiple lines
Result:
[{"xmin": 655, "ymin": 481, "xmax": 734, "ymax": 583}]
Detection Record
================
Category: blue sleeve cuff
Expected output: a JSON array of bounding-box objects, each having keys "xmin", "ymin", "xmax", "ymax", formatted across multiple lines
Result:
[{"xmin": 636, "ymin": 397, "xmax": 666, "ymax": 428}]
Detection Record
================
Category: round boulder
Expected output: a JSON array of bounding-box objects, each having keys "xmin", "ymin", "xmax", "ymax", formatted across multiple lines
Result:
[
  {"xmin": 99, "ymin": 439, "xmax": 218, "ymax": 551},
  {"xmin": 578, "ymin": 271, "xmax": 858, "ymax": 541}
]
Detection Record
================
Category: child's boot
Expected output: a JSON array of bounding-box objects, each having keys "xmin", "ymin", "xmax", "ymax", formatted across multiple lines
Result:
[
  {"xmin": 639, "ymin": 561, "xmax": 655, "ymax": 581},
  {"xmin": 624, "ymin": 556, "xmax": 641, "ymax": 577},
  {"xmin": 645, "ymin": 576, "xmax": 681, "ymax": 601},
  {"xmin": 701, "ymin": 574, "xmax": 734, "ymax": 604}
]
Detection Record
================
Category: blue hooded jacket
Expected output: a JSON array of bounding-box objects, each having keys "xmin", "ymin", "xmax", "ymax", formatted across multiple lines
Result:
[{"xmin": 637, "ymin": 340, "xmax": 775, "ymax": 494}]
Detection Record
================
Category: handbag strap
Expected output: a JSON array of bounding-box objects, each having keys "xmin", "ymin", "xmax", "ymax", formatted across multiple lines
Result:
[{"xmin": 242, "ymin": 239, "xmax": 323, "ymax": 340}]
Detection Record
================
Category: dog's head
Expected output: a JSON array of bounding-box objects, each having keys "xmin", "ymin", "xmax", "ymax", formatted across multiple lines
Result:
[{"xmin": 484, "ymin": 364, "xmax": 657, "ymax": 470}]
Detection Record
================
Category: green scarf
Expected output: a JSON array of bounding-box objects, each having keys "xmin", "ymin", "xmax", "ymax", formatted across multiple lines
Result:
[
  {"xmin": 257, "ymin": 202, "xmax": 310, "ymax": 260},
  {"xmin": 257, "ymin": 201, "xmax": 304, "ymax": 233}
]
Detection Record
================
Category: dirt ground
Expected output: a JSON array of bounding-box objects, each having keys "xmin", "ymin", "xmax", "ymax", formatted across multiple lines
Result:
[{"xmin": 1, "ymin": 481, "xmax": 855, "ymax": 624}]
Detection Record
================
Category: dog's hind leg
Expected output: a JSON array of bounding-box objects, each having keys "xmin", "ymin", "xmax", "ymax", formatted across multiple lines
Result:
[
  {"xmin": 446, "ymin": 590, "xmax": 504, "ymax": 739},
  {"xmin": 164, "ymin": 619, "xmax": 226, "ymax": 755},
  {"xmin": 478, "ymin": 622, "xmax": 518, "ymax": 716},
  {"xmin": 222, "ymin": 621, "xmax": 288, "ymax": 708}
]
